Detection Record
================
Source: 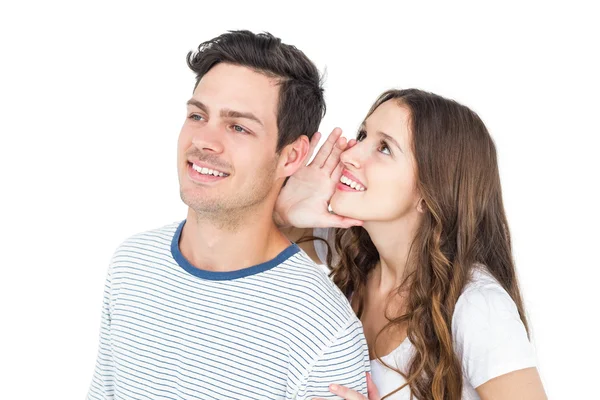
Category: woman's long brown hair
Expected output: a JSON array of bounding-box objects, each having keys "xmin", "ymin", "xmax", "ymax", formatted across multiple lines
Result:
[{"xmin": 328, "ymin": 89, "xmax": 529, "ymax": 400}]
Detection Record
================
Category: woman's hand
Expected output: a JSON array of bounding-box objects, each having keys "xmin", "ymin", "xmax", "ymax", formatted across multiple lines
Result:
[
  {"xmin": 275, "ymin": 128, "xmax": 363, "ymax": 229},
  {"xmin": 313, "ymin": 372, "xmax": 380, "ymax": 400}
]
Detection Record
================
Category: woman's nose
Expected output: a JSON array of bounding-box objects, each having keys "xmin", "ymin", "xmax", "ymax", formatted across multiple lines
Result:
[{"xmin": 340, "ymin": 140, "xmax": 362, "ymax": 169}]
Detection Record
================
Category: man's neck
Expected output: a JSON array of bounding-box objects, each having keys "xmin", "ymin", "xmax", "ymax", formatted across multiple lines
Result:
[{"xmin": 178, "ymin": 207, "xmax": 292, "ymax": 273}]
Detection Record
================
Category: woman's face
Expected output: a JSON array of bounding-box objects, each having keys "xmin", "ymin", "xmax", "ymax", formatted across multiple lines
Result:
[{"xmin": 330, "ymin": 100, "xmax": 422, "ymax": 223}]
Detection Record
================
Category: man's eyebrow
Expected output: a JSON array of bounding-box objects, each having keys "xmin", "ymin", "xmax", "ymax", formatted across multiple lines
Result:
[
  {"xmin": 186, "ymin": 99, "xmax": 264, "ymax": 128},
  {"xmin": 220, "ymin": 109, "xmax": 264, "ymax": 128},
  {"xmin": 186, "ymin": 99, "xmax": 209, "ymax": 113}
]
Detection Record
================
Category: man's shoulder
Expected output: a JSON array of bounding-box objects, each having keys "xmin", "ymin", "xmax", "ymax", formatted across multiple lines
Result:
[
  {"xmin": 109, "ymin": 220, "xmax": 182, "ymax": 265},
  {"xmin": 117, "ymin": 220, "xmax": 181, "ymax": 247},
  {"xmin": 264, "ymin": 251, "xmax": 364, "ymax": 366},
  {"xmin": 271, "ymin": 250, "xmax": 357, "ymax": 325}
]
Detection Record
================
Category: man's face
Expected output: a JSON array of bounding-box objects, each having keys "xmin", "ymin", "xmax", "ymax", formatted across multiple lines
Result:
[{"xmin": 177, "ymin": 63, "xmax": 281, "ymax": 222}]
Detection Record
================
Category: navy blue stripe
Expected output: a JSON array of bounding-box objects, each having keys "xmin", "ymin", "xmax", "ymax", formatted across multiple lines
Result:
[{"xmin": 170, "ymin": 219, "xmax": 301, "ymax": 280}]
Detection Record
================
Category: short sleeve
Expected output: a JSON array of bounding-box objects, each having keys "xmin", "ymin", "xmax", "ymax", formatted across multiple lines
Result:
[
  {"xmin": 452, "ymin": 275, "xmax": 537, "ymax": 389},
  {"xmin": 313, "ymin": 227, "xmax": 337, "ymax": 267},
  {"xmin": 293, "ymin": 317, "xmax": 370, "ymax": 399}
]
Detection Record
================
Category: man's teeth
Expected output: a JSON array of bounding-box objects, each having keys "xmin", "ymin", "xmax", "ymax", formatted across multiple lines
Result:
[
  {"xmin": 340, "ymin": 176, "xmax": 365, "ymax": 191},
  {"xmin": 192, "ymin": 164, "xmax": 226, "ymax": 177}
]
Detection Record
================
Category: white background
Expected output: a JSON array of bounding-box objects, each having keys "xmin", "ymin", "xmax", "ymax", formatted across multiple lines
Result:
[{"xmin": 1, "ymin": 1, "xmax": 598, "ymax": 399}]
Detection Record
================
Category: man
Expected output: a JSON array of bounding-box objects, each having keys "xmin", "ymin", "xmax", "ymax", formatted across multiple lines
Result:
[{"xmin": 87, "ymin": 30, "xmax": 369, "ymax": 400}]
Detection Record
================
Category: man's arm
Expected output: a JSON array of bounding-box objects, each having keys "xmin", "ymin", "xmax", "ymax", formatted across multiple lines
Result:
[
  {"xmin": 293, "ymin": 318, "xmax": 370, "ymax": 400},
  {"xmin": 86, "ymin": 266, "xmax": 114, "ymax": 400}
]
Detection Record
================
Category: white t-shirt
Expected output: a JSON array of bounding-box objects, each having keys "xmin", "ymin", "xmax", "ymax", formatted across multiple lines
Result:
[{"xmin": 314, "ymin": 228, "xmax": 537, "ymax": 399}]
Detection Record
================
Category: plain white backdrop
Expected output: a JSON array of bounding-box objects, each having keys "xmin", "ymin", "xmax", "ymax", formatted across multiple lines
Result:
[{"xmin": 1, "ymin": 1, "xmax": 598, "ymax": 398}]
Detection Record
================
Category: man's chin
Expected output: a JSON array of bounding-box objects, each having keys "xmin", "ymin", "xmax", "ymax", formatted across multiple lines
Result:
[{"xmin": 180, "ymin": 192, "xmax": 220, "ymax": 212}]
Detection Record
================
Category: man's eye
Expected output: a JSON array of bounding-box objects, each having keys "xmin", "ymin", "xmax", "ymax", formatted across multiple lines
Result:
[
  {"xmin": 189, "ymin": 114, "xmax": 204, "ymax": 121},
  {"xmin": 232, "ymin": 125, "xmax": 249, "ymax": 134}
]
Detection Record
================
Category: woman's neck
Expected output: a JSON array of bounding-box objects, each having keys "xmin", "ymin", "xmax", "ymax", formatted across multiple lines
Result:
[{"xmin": 363, "ymin": 213, "xmax": 421, "ymax": 292}]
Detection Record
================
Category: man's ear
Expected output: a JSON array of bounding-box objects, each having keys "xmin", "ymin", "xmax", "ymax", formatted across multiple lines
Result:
[{"xmin": 277, "ymin": 135, "xmax": 310, "ymax": 178}]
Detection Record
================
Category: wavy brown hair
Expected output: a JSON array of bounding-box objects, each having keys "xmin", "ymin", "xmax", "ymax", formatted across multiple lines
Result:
[{"xmin": 329, "ymin": 89, "xmax": 529, "ymax": 400}]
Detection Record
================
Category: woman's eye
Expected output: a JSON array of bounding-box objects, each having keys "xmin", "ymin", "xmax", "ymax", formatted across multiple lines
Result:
[
  {"xmin": 378, "ymin": 141, "xmax": 391, "ymax": 155},
  {"xmin": 357, "ymin": 130, "xmax": 367, "ymax": 141}
]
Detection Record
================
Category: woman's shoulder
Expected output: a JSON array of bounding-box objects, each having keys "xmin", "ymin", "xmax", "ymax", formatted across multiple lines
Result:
[
  {"xmin": 458, "ymin": 265, "xmax": 514, "ymax": 305},
  {"xmin": 452, "ymin": 264, "xmax": 536, "ymax": 388},
  {"xmin": 453, "ymin": 264, "xmax": 522, "ymax": 330}
]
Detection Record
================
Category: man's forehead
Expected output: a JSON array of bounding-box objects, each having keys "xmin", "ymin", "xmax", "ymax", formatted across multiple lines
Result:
[
  {"xmin": 191, "ymin": 65, "xmax": 279, "ymax": 121},
  {"xmin": 196, "ymin": 63, "xmax": 279, "ymax": 96}
]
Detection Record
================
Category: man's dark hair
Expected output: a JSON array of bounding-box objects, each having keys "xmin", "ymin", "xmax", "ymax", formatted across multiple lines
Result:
[{"xmin": 186, "ymin": 30, "xmax": 326, "ymax": 152}]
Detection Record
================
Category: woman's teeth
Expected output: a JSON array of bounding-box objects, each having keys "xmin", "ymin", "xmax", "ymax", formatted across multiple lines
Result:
[
  {"xmin": 192, "ymin": 163, "xmax": 227, "ymax": 177},
  {"xmin": 340, "ymin": 176, "xmax": 365, "ymax": 191}
]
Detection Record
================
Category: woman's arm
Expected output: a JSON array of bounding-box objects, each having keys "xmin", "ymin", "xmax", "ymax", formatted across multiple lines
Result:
[
  {"xmin": 476, "ymin": 367, "xmax": 547, "ymax": 400},
  {"xmin": 454, "ymin": 276, "xmax": 546, "ymax": 400}
]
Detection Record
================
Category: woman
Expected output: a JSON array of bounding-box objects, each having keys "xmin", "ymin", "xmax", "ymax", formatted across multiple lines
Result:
[{"xmin": 274, "ymin": 89, "xmax": 547, "ymax": 399}]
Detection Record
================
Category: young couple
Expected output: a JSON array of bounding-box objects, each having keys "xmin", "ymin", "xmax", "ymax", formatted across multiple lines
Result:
[{"xmin": 87, "ymin": 30, "xmax": 547, "ymax": 400}]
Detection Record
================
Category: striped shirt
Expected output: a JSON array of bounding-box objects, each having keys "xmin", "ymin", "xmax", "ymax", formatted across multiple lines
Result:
[{"xmin": 87, "ymin": 220, "xmax": 370, "ymax": 399}]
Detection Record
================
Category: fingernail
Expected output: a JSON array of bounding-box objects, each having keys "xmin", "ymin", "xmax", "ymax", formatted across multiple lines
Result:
[{"xmin": 330, "ymin": 384, "xmax": 339, "ymax": 391}]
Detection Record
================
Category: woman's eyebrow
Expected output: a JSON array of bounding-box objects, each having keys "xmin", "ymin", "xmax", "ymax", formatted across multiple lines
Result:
[{"xmin": 377, "ymin": 130, "xmax": 403, "ymax": 152}]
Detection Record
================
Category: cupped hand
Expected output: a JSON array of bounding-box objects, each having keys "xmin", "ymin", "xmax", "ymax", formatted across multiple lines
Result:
[{"xmin": 275, "ymin": 128, "xmax": 363, "ymax": 229}]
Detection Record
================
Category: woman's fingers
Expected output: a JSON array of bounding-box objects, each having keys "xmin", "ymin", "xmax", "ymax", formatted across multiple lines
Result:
[
  {"xmin": 324, "ymin": 213, "xmax": 363, "ymax": 229},
  {"xmin": 327, "ymin": 383, "xmax": 368, "ymax": 400},
  {"xmin": 311, "ymin": 127, "xmax": 343, "ymax": 168},
  {"xmin": 366, "ymin": 373, "xmax": 381, "ymax": 400},
  {"xmin": 305, "ymin": 131, "xmax": 322, "ymax": 166},
  {"xmin": 312, "ymin": 376, "xmax": 375, "ymax": 400},
  {"xmin": 331, "ymin": 161, "xmax": 344, "ymax": 181},
  {"xmin": 323, "ymin": 136, "xmax": 347, "ymax": 174}
]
